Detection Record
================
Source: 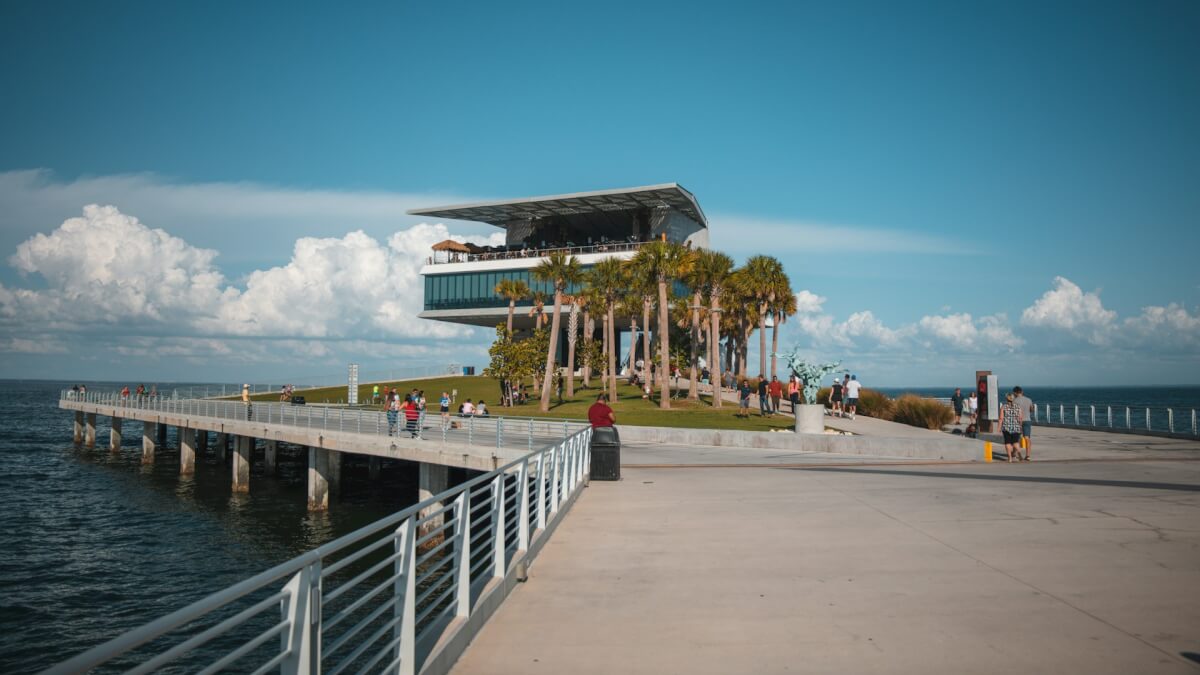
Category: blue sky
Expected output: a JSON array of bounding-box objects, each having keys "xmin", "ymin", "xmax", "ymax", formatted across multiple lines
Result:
[{"xmin": 0, "ymin": 0, "xmax": 1197, "ymax": 386}]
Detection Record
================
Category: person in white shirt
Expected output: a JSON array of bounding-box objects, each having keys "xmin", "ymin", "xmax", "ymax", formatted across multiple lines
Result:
[
  {"xmin": 476, "ymin": 400, "xmax": 489, "ymax": 416},
  {"xmin": 844, "ymin": 375, "xmax": 862, "ymax": 420},
  {"xmin": 461, "ymin": 399, "xmax": 475, "ymax": 416}
]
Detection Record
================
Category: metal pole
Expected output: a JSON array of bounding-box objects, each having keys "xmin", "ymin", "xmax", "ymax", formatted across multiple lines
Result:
[
  {"xmin": 1059, "ymin": 404, "xmax": 1064, "ymax": 424},
  {"xmin": 1168, "ymin": 408, "xmax": 1174, "ymax": 433},
  {"xmin": 1090, "ymin": 405, "xmax": 1095, "ymax": 426},
  {"xmin": 1074, "ymin": 405, "xmax": 1079, "ymax": 425},
  {"xmin": 1126, "ymin": 407, "xmax": 1130, "ymax": 429},
  {"xmin": 1146, "ymin": 408, "xmax": 1151, "ymax": 431},
  {"xmin": 1107, "ymin": 406, "xmax": 1112, "ymax": 427}
]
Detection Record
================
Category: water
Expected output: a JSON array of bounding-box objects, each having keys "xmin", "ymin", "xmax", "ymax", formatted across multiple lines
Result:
[
  {"xmin": 0, "ymin": 380, "xmax": 425, "ymax": 674},
  {"xmin": 875, "ymin": 385, "xmax": 1200, "ymax": 433}
]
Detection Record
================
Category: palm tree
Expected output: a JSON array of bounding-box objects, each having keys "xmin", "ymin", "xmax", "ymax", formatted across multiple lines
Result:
[
  {"xmin": 564, "ymin": 295, "xmax": 579, "ymax": 398},
  {"xmin": 577, "ymin": 287, "xmax": 601, "ymax": 389},
  {"xmin": 769, "ymin": 273, "xmax": 796, "ymax": 380},
  {"xmin": 494, "ymin": 278, "xmax": 530, "ymax": 335},
  {"xmin": 531, "ymin": 250, "xmax": 583, "ymax": 412},
  {"xmin": 587, "ymin": 257, "xmax": 627, "ymax": 402},
  {"xmin": 694, "ymin": 250, "xmax": 734, "ymax": 407},
  {"xmin": 528, "ymin": 291, "xmax": 548, "ymax": 330},
  {"xmin": 630, "ymin": 241, "xmax": 692, "ymax": 409},
  {"xmin": 742, "ymin": 255, "xmax": 786, "ymax": 378}
]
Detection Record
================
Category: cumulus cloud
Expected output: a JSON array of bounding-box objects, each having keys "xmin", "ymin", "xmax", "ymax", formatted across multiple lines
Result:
[
  {"xmin": 1120, "ymin": 303, "xmax": 1200, "ymax": 352},
  {"xmin": 793, "ymin": 290, "xmax": 826, "ymax": 314},
  {"xmin": 1, "ymin": 204, "xmax": 501, "ymax": 345},
  {"xmin": 1020, "ymin": 276, "xmax": 1117, "ymax": 345},
  {"xmin": 917, "ymin": 312, "xmax": 1023, "ymax": 351}
]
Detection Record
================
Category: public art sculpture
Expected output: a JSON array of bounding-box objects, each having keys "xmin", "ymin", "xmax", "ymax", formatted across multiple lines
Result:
[{"xmin": 776, "ymin": 346, "xmax": 841, "ymax": 405}]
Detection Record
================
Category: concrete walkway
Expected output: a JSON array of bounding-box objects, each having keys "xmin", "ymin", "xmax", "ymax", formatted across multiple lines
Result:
[{"xmin": 451, "ymin": 457, "xmax": 1200, "ymax": 674}]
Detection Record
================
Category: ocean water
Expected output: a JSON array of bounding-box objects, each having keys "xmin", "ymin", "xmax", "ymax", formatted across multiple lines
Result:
[{"xmin": 0, "ymin": 380, "xmax": 426, "ymax": 674}]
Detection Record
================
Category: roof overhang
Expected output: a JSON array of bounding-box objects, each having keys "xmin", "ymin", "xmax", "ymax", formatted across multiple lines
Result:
[{"xmin": 407, "ymin": 183, "xmax": 707, "ymax": 229}]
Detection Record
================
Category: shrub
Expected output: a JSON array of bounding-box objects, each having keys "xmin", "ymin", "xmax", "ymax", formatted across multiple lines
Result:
[
  {"xmin": 816, "ymin": 387, "xmax": 830, "ymax": 405},
  {"xmin": 854, "ymin": 388, "xmax": 894, "ymax": 419},
  {"xmin": 890, "ymin": 394, "xmax": 955, "ymax": 429}
]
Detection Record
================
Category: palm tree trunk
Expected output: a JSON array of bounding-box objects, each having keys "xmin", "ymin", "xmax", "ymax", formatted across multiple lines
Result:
[
  {"xmin": 689, "ymin": 291, "xmax": 700, "ymax": 400},
  {"xmin": 626, "ymin": 318, "xmax": 637, "ymax": 385},
  {"xmin": 770, "ymin": 310, "xmax": 780, "ymax": 380},
  {"xmin": 540, "ymin": 290, "xmax": 562, "ymax": 411},
  {"xmin": 710, "ymin": 295, "xmax": 722, "ymax": 407},
  {"xmin": 758, "ymin": 307, "xmax": 767, "ymax": 377},
  {"xmin": 658, "ymin": 278, "xmax": 670, "ymax": 409},
  {"xmin": 641, "ymin": 298, "xmax": 651, "ymax": 390},
  {"xmin": 583, "ymin": 311, "xmax": 591, "ymax": 388},
  {"xmin": 507, "ymin": 299, "xmax": 515, "ymax": 335},
  {"xmin": 607, "ymin": 305, "xmax": 617, "ymax": 402},
  {"xmin": 724, "ymin": 334, "xmax": 735, "ymax": 384},
  {"xmin": 600, "ymin": 312, "xmax": 608, "ymax": 387},
  {"xmin": 566, "ymin": 305, "xmax": 577, "ymax": 398}
]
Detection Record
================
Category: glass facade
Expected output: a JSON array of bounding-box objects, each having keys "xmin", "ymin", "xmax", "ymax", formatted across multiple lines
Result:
[{"xmin": 423, "ymin": 267, "xmax": 691, "ymax": 311}]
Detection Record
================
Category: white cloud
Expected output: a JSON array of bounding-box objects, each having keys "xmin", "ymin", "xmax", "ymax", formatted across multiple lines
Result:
[
  {"xmin": 1121, "ymin": 303, "xmax": 1200, "ymax": 352},
  {"xmin": 1020, "ymin": 276, "xmax": 1116, "ymax": 345},
  {"xmin": 794, "ymin": 290, "xmax": 826, "ymax": 314},
  {"xmin": 917, "ymin": 312, "xmax": 1023, "ymax": 351}
]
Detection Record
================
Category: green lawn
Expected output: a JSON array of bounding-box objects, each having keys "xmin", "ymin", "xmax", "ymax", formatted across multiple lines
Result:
[{"xmin": 252, "ymin": 375, "xmax": 797, "ymax": 432}]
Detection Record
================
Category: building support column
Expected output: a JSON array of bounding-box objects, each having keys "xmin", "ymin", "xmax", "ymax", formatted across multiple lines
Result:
[
  {"xmin": 156, "ymin": 422, "xmax": 167, "ymax": 447},
  {"xmin": 308, "ymin": 446, "xmax": 330, "ymax": 511},
  {"xmin": 264, "ymin": 440, "xmax": 278, "ymax": 473},
  {"xmin": 73, "ymin": 411, "xmax": 83, "ymax": 444},
  {"xmin": 110, "ymin": 417, "xmax": 122, "ymax": 453},
  {"xmin": 215, "ymin": 432, "xmax": 228, "ymax": 462},
  {"xmin": 232, "ymin": 436, "xmax": 251, "ymax": 493},
  {"xmin": 142, "ymin": 421, "xmax": 156, "ymax": 464},
  {"xmin": 368, "ymin": 456, "xmax": 381, "ymax": 480},
  {"xmin": 180, "ymin": 427, "xmax": 196, "ymax": 475},
  {"xmin": 85, "ymin": 413, "xmax": 96, "ymax": 447},
  {"xmin": 195, "ymin": 429, "xmax": 208, "ymax": 453},
  {"xmin": 418, "ymin": 463, "xmax": 449, "ymax": 541}
]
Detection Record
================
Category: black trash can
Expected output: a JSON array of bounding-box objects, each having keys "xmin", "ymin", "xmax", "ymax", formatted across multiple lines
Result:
[
  {"xmin": 290, "ymin": 396, "xmax": 306, "ymax": 405},
  {"xmin": 589, "ymin": 426, "xmax": 621, "ymax": 481}
]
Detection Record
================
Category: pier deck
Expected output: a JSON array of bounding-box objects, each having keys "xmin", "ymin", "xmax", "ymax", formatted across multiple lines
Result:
[{"xmin": 452, "ymin": 453, "xmax": 1200, "ymax": 674}]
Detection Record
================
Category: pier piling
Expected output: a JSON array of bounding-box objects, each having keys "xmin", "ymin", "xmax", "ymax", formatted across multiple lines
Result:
[
  {"xmin": 73, "ymin": 411, "xmax": 83, "ymax": 444},
  {"xmin": 214, "ymin": 432, "xmax": 228, "ymax": 461},
  {"xmin": 418, "ymin": 463, "xmax": 449, "ymax": 541},
  {"xmin": 110, "ymin": 417, "xmax": 122, "ymax": 453},
  {"xmin": 232, "ymin": 436, "xmax": 251, "ymax": 493},
  {"xmin": 156, "ymin": 422, "xmax": 167, "ymax": 447},
  {"xmin": 142, "ymin": 421, "xmax": 156, "ymax": 464},
  {"xmin": 180, "ymin": 427, "xmax": 196, "ymax": 475},
  {"xmin": 264, "ymin": 440, "xmax": 278, "ymax": 473},
  {"xmin": 85, "ymin": 413, "xmax": 96, "ymax": 447},
  {"xmin": 328, "ymin": 450, "xmax": 342, "ymax": 495},
  {"xmin": 308, "ymin": 446, "xmax": 330, "ymax": 511},
  {"xmin": 368, "ymin": 456, "xmax": 381, "ymax": 480}
]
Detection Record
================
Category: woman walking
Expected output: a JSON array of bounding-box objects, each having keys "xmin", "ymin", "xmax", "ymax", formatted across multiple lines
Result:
[
  {"xmin": 439, "ymin": 391, "xmax": 451, "ymax": 429},
  {"xmin": 403, "ymin": 394, "xmax": 421, "ymax": 438},
  {"xmin": 386, "ymin": 392, "xmax": 400, "ymax": 436},
  {"xmin": 1000, "ymin": 393, "xmax": 1024, "ymax": 462},
  {"xmin": 787, "ymin": 376, "xmax": 800, "ymax": 414}
]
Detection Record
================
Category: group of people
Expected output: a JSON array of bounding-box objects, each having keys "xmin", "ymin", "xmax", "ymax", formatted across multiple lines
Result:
[
  {"xmin": 103, "ymin": 383, "xmax": 158, "ymax": 402},
  {"xmin": 732, "ymin": 374, "xmax": 809, "ymax": 418},
  {"xmin": 827, "ymin": 374, "xmax": 863, "ymax": 419},
  {"xmin": 383, "ymin": 387, "xmax": 427, "ymax": 437},
  {"xmin": 949, "ymin": 385, "xmax": 1035, "ymax": 462}
]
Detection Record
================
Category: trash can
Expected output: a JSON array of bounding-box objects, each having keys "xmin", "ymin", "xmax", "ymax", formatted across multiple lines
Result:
[
  {"xmin": 589, "ymin": 426, "xmax": 621, "ymax": 481},
  {"xmin": 290, "ymin": 396, "xmax": 306, "ymax": 405}
]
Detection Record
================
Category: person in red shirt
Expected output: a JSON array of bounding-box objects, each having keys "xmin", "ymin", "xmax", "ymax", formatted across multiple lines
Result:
[
  {"xmin": 767, "ymin": 376, "xmax": 784, "ymax": 415},
  {"xmin": 587, "ymin": 393, "xmax": 615, "ymax": 428}
]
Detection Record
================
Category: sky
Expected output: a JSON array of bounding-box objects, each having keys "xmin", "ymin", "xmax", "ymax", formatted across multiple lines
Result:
[{"xmin": 0, "ymin": 0, "xmax": 1197, "ymax": 386}]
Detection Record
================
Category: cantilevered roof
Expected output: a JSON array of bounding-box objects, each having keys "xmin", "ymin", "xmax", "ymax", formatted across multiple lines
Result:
[{"xmin": 407, "ymin": 183, "xmax": 707, "ymax": 229}]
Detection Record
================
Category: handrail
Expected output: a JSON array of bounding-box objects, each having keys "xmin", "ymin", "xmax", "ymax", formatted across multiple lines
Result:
[
  {"xmin": 43, "ymin": 423, "xmax": 594, "ymax": 675},
  {"xmin": 426, "ymin": 239, "xmax": 649, "ymax": 265}
]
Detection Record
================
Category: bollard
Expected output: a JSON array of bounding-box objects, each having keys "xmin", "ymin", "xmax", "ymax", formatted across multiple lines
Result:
[
  {"xmin": 1059, "ymin": 404, "xmax": 1064, "ymax": 424},
  {"xmin": 1090, "ymin": 405, "xmax": 1095, "ymax": 426},
  {"xmin": 1074, "ymin": 405, "xmax": 1079, "ymax": 425},
  {"xmin": 1168, "ymin": 409, "xmax": 1174, "ymax": 433},
  {"xmin": 1126, "ymin": 407, "xmax": 1131, "ymax": 429},
  {"xmin": 1107, "ymin": 406, "xmax": 1112, "ymax": 427},
  {"xmin": 984, "ymin": 441, "xmax": 992, "ymax": 463},
  {"xmin": 1146, "ymin": 408, "xmax": 1151, "ymax": 431}
]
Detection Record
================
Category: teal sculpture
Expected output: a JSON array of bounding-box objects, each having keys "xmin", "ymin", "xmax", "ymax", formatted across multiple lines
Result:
[{"xmin": 775, "ymin": 346, "xmax": 841, "ymax": 405}]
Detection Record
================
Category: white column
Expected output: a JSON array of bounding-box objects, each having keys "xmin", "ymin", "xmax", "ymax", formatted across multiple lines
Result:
[
  {"xmin": 180, "ymin": 427, "xmax": 196, "ymax": 475},
  {"xmin": 109, "ymin": 416, "xmax": 122, "ymax": 453},
  {"xmin": 264, "ymin": 440, "xmax": 278, "ymax": 473},
  {"xmin": 307, "ymin": 446, "xmax": 330, "ymax": 511},
  {"xmin": 85, "ymin": 413, "xmax": 96, "ymax": 447},
  {"xmin": 418, "ymin": 462, "xmax": 449, "ymax": 541},
  {"xmin": 232, "ymin": 436, "xmax": 251, "ymax": 493},
  {"xmin": 142, "ymin": 421, "xmax": 156, "ymax": 464},
  {"xmin": 73, "ymin": 411, "xmax": 83, "ymax": 444}
]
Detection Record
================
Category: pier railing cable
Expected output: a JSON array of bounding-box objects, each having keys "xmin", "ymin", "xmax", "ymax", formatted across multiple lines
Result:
[
  {"xmin": 42, "ymin": 420, "xmax": 593, "ymax": 675},
  {"xmin": 62, "ymin": 390, "xmax": 589, "ymax": 452}
]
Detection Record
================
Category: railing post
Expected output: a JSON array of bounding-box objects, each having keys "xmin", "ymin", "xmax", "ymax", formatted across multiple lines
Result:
[
  {"xmin": 492, "ymin": 474, "xmax": 506, "ymax": 578},
  {"xmin": 1107, "ymin": 406, "xmax": 1112, "ymax": 427},
  {"xmin": 497, "ymin": 417, "xmax": 503, "ymax": 449},
  {"xmin": 1168, "ymin": 408, "xmax": 1174, "ymax": 433},
  {"xmin": 1059, "ymin": 404, "xmax": 1064, "ymax": 424},
  {"xmin": 1146, "ymin": 408, "xmax": 1151, "ymax": 431},
  {"xmin": 528, "ymin": 419, "xmax": 533, "ymax": 453},
  {"xmin": 1126, "ymin": 407, "xmax": 1131, "ymax": 429},
  {"xmin": 279, "ymin": 560, "xmax": 321, "ymax": 675},
  {"xmin": 536, "ymin": 452, "xmax": 546, "ymax": 531},
  {"xmin": 1090, "ymin": 405, "xmax": 1095, "ymax": 426},
  {"xmin": 453, "ymin": 492, "xmax": 471, "ymax": 618},
  {"xmin": 468, "ymin": 415, "xmax": 474, "ymax": 445},
  {"xmin": 393, "ymin": 519, "xmax": 416, "ymax": 675},
  {"xmin": 1193, "ymin": 409, "xmax": 1197, "ymax": 436},
  {"xmin": 517, "ymin": 459, "xmax": 530, "ymax": 551},
  {"xmin": 1074, "ymin": 405, "xmax": 1079, "ymax": 425},
  {"xmin": 550, "ymin": 443, "xmax": 560, "ymax": 514}
]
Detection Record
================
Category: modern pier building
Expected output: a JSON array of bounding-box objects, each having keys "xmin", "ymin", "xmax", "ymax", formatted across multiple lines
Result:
[{"xmin": 411, "ymin": 183, "xmax": 708, "ymax": 333}]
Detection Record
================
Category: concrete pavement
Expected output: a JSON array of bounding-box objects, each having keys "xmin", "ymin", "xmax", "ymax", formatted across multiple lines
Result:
[{"xmin": 450, "ymin": 458, "xmax": 1200, "ymax": 674}]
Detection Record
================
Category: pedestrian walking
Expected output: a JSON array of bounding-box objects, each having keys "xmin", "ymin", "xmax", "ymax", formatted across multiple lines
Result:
[
  {"xmin": 951, "ymin": 387, "xmax": 964, "ymax": 424},
  {"xmin": 439, "ymin": 391, "xmax": 451, "ymax": 429},
  {"xmin": 830, "ymin": 377, "xmax": 844, "ymax": 417},
  {"xmin": 968, "ymin": 391, "xmax": 978, "ymax": 423},
  {"xmin": 768, "ymin": 375, "xmax": 783, "ymax": 415},
  {"xmin": 403, "ymin": 395, "xmax": 420, "ymax": 438},
  {"xmin": 845, "ymin": 375, "xmax": 862, "ymax": 420},
  {"xmin": 737, "ymin": 379, "xmax": 752, "ymax": 418},
  {"xmin": 1000, "ymin": 393, "xmax": 1024, "ymax": 462},
  {"xmin": 1013, "ymin": 386, "xmax": 1034, "ymax": 461},
  {"xmin": 241, "ymin": 384, "xmax": 252, "ymax": 420},
  {"xmin": 387, "ymin": 393, "xmax": 400, "ymax": 436},
  {"xmin": 787, "ymin": 376, "xmax": 800, "ymax": 413},
  {"xmin": 757, "ymin": 375, "xmax": 771, "ymax": 417}
]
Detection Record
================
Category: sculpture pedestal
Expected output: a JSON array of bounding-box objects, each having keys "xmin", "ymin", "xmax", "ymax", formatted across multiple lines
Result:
[{"xmin": 794, "ymin": 404, "xmax": 826, "ymax": 434}]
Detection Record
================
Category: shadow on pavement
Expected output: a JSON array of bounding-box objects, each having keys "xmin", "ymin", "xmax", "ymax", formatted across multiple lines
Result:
[{"xmin": 791, "ymin": 467, "xmax": 1200, "ymax": 493}]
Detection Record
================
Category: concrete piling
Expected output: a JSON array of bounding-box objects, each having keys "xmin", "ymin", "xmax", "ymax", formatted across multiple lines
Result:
[
  {"xmin": 368, "ymin": 456, "xmax": 381, "ymax": 481},
  {"xmin": 418, "ymin": 463, "xmax": 449, "ymax": 542},
  {"xmin": 110, "ymin": 417, "xmax": 122, "ymax": 453},
  {"xmin": 232, "ymin": 436, "xmax": 251, "ymax": 493},
  {"xmin": 180, "ymin": 427, "xmax": 196, "ymax": 475},
  {"xmin": 156, "ymin": 422, "xmax": 167, "ymax": 447},
  {"xmin": 215, "ymin": 432, "xmax": 228, "ymax": 461},
  {"xmin": 73, "ymin": 411, "xmax": 83, "ymax": 444},
  {"xmin": 308, "ymin": 446, "xmax": 330, "ymax": 511},
  {"xmin": 196, "ymin": 429, "xmax": 208, "ymax": 453},
  {"xmin": 264, "ymin": 440, "xmax": 278, "ymax": 473},
  {"xmin": 142, "ymin": 421, "xmax": 156, "ymax": 464},
  {"xmin": 85, "ymin": 413, "xmax": 96, "ymax": 447},
  {"xmin": 329, "ymin": 450, "xmax": 342, "ymax": 495}
]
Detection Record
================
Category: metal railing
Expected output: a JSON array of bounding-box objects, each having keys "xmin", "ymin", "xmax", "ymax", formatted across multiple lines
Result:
[
  {"xmin": 44, "ymin": 424, "xmax": 593, "ymax": 675},
  {"xmin": 62, "ymin": 391, "xmax": 589, "ymax": 453},
  {"xmin": 426, "ymin": 239, "xmax": 648, "ymax": 265},
  {"xmin": 1031, "ymin": 402, "xmax": 1198, "ymax": 436}
]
